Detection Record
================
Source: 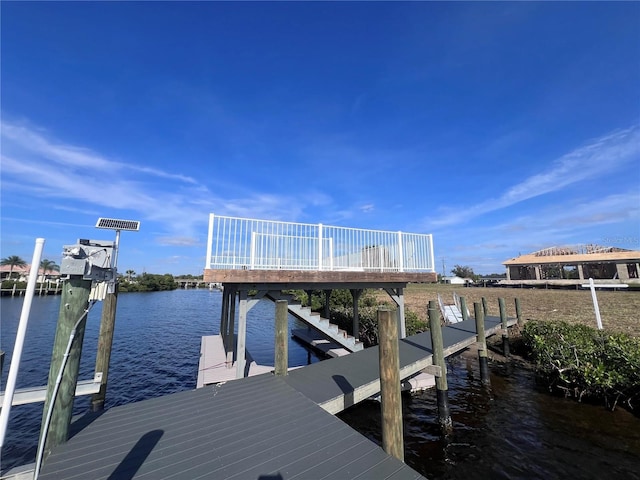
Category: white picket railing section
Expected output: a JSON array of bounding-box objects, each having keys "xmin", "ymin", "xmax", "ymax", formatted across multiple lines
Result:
[{"xmin": 205, "ymin": 214, "xmax": 435, "ymax": 273}]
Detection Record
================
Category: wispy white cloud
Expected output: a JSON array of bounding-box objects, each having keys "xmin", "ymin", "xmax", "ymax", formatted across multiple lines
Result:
[
  {"xmin": 360, "ymin": 204, "xmax": 375, "ymax": 213},
  {"xmin": 0, "ymin": 120, "xmax": 316, "ymax": 240},
  {"xmin": 1, "ymin": 121, "xmax": 198, "ymax": 184},
  {"xmin": 432, "ymin": 190, "xmax": 640, "ymax": 274},
  {"xmin": 429, "ymin": 126, "xmax": 640, "ymax": 226}
]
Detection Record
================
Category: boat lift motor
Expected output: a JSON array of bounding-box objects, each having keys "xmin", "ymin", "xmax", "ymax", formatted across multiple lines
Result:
[{"xmin": 60, "ymin": 239, "xmax": 115, "ymax": 282}]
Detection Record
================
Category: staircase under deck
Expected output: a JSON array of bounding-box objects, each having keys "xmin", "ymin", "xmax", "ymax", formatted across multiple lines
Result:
[{"xmin": 205, "ymin": 269, "xmax": 437, "ymax": 380}]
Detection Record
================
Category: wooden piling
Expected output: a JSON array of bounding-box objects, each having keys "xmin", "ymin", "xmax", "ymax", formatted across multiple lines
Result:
[
  {"xmin": 473, "ymin": 302, "xmax": 490, "ymax": 384},
  {"xmin": 323, "ymin": 290, "xmax": 331, "ymax": 319},
  {"xmin": 91, "ymin": 285, "xmax": 118, "ymax": 412},
  {"xmin": 460, "ymin": 296, "xmax": 469, "ymax": 321},
  {"xmin": 350, "ymin": 289, "xmax": 362, "ymax": 340},
  {"xmin": 515, "ymin": 298, "xmax": 523, "ymax": 327},
  {"xmin": 275, "ymin": 300, "xmax": 288, "ymax": 376},
  {"xmin": 498, "ymin": 297, "xmax": 510, "ymax": 357},
  {"xmin": 377, "ymin": 307, "xmax": 404, "ymax": 462},
  {"xmin": 428, "ymin": 300, "xmax": 451, "ymax": 432},
  {"xmin": 40, "ymin": 276, "xmax": 92, "ymax": 461},
  {"xmin": 306, "ymin": 290, "xmax": 313, "ymax": 308},
  {"xmin": 481, "ymin": 296, "xmax": 488, "ymax": 317}
]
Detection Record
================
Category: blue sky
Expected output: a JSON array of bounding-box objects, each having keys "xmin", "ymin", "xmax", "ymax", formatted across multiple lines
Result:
[{"xmin": 1, "ymin": 2, "xmax": 639, "ymax": 276}]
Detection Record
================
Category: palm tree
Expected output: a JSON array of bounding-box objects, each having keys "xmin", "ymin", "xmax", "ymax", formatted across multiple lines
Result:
[
  {"xmin": 125, "ymin": 269, "xmax": 136, "ymax": 281},
  {"xmin": 1, "ymin": 255, "xmax": 27, "ymax": 280},
  {"xmin": 40, "ymin": 259, "xmax": 60, "ymax": 278}
]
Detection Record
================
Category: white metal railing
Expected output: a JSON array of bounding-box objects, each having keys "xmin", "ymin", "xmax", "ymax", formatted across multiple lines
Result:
[{"xmin": 205, "ymin": 214, "xmax": 435, "ymax": 273}]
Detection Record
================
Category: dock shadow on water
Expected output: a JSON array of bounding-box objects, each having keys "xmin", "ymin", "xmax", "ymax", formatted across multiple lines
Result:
[{"xmin": 338, "ymin": 354, "xmax": 640, "ymax": 480}]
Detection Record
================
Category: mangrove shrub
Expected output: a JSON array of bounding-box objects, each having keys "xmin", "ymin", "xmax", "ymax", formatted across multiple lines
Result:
[{"xmin": 522, "ymin": 320, "xmax": 640, "ymax": 411}]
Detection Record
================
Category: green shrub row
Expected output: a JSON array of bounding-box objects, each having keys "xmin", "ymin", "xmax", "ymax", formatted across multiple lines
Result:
[
  {"xmin": 522, "ymin": 320, "xmax": 640, "ymax": 411},
  {"xmin": 118, "ymin": 273, "xmax": 178, "ymax": 292}
]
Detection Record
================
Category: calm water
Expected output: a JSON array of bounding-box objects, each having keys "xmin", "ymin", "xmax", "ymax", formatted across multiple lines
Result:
[{"xmin": 2, "ymin": 290, "xmax": 639, "ymax": 478}]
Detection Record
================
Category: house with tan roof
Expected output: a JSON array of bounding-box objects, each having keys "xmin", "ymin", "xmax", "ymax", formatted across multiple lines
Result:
[{"xmin": 501, "ymin": 244, "xmax": 640, "ymax": 288}]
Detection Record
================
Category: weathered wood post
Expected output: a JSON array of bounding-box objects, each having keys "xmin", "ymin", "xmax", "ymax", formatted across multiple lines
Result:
[
  {"xmin": 428, "ymin": 300, "xmax": 452, "ymax": 432},
  {"xmin": 91, "ymin": 284, "xmax": 118, "ymax": 412},
  {"xmin": 227, "ymin": 286, "xmax": 237, "ymax": 367},
  {"xmin": 460, "ymin": 296, "xmax": 469, "ymax": 321},
  {"xmin": 515, "ymin": 298, "xmax": 523, "ymax": 327},
  {"xmin": 275, "ymin": 300, "xmax": 288, "ymax": 376},
  {"xmin": 481, "ymin": 297, "xmax": 488, "ymax": 317},
  {"xmin": 473, "ymin": 302, "xmax": 490, "ymax": 384},
  {"xmin": 323, "ymin": 290, "xmax": 331, "ymax": 319},
  {"xmin": 220, "ymin": 285, "xmax": 230, "ymax": 364},
  {"xmin": 377, "ymin": 307, "xmax": 404, "ymax": 462},
  {"xmin": 306, "ymin": 290, "xmax": 313, "ymax": 308},
  {"xmin": 498, "ymin": 298, "xmax": 510, "ymax": 357},
  {"xmin": 351, "ymin": 289, "xmax": 362, "ymax": 340},
  {"xmin": 39, "ymin": 276, "xmax": 92, "ymax": 461}
]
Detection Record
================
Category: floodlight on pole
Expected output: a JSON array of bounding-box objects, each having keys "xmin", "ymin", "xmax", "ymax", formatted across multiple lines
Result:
[{"xmin": 95, "ymin": 218, "xmax": 140, "ymax": 288}]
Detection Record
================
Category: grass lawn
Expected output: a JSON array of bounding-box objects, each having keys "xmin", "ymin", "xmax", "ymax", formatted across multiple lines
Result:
[{"xmin": 375, "ymin": 283, "xmax": 640, "ymax": 337}]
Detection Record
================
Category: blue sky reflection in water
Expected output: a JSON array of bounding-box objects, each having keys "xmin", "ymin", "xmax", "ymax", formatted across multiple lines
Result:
[
  {"xmin": 1, "ymin": 2, "xmax": 639, "ymax": 276},
  {"xmin": 2, "ymin": 290, "xmax": 639, "ymax": 476},
  {"xmin": 0, "ymin": 290, "xmax": 321, "ymax": 472}
]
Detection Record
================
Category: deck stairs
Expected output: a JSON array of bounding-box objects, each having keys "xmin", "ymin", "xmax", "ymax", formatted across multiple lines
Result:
[
  {"xmin": 264, "ymin": 291, "xmax": 364, "ymax": 352},
  {"xmin": 437, "ymin": 292, "xmax": 470, "ymax": 324}
]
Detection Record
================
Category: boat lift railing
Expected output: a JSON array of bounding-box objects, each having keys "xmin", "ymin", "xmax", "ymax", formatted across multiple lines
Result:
[{"xmin": 205, "ymin": 214, "xmax": 435, "ymax": 273}]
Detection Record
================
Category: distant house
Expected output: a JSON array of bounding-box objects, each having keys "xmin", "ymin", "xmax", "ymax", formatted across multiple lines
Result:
[
  {"xmin": 0, "ymin": 264, "xmax": 61, "ymax": 283},
  {"xmin": 501, "ymin": 245, "xmax": 640, "ymax": 287},
  {"xmin": 442, "ymin": 275, "xmax": 474, "ymax": 285}
]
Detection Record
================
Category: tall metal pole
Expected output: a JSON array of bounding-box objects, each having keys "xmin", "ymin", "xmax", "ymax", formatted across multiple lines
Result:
[{"xmin": 0, "ymin": 238, "xmax": 45, "ymax": 448}]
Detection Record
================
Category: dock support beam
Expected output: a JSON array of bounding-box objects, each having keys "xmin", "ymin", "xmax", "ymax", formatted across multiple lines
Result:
[
  {"xmin": 91, "ymin": 284, "xmax": 118, "ymax": 412},
  {"xmin": 39, "ymin": 276, "xmax": 92, "ymax": 462},
  {"xmin": 220, "ymin": 285, "xmax": 231, "ymax": 366},
  {"xmin": 460, "ymin": 296, "xmax": 469, "ymax": 321},
  {"xmin": 323, "ymin": 290, "xmax": 331, "ymax": 319},
  {"xmin": 236, "ymin": 290, "xmax": 248, "ymax": 379},
  {"xmin": 350, "ymin": 289, "xmax": 362, "ymax": 340},
  {"xmin": 499, "ymin": 298, "xmax": 510, "ymax": 357},
  {"xmin": 383, "ymin": 287, "xmax": 406, "ymax": 338},
  {"xmin": 474, "ymin": 302, "xmax": 490, "ymax": 385},
  {"xmin": 515, "ymin": 297, "xmax": 523, "ymax": 327},
  {"xmin": 220, "ymin": 285, "xmax": 237, "ymax": 368},
  {"xmin": 275, "ymin": 300, "xmax": 288, "ymax": 376},
  {"xmin": 428, "ymin": 300, "xmax": 451, "ymax": 432},
  {"xmin": 377, "ymin": 307, "xmax": 404, "ymax": 462}
]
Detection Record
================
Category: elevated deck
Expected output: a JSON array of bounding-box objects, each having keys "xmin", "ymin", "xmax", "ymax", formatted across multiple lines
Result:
[
  {"xmin": 39, "ymin": 315, "xmax": 513, "ymax": 479},
  {"xmin": 203, "ymin": 269, "xmax": 437, "ymax": 285}
]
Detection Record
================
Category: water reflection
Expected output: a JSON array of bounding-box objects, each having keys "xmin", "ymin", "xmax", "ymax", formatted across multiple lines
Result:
[{"xmin": 339, "ymin": 355, "xmax": 640, "ymax": 480}]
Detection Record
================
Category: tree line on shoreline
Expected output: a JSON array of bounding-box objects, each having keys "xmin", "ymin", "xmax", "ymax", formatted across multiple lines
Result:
[{"xmin": 1, "ymin": 255, "xmax": 202, "ymax": 293}]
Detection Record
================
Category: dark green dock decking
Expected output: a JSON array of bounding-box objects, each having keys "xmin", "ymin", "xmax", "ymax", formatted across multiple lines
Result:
[{"xmin": 39, "ymin": 315, "xmax": 513, "ymax": 479}]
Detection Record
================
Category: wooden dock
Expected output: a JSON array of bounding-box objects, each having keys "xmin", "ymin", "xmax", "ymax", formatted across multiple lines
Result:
[
  {"xmin": 196, "ymin": 335, "xmax": 273, "ymax": 387},
  {"xmin": 38, "ymin": 315, "xmax": 513, "ymax": 479}
]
